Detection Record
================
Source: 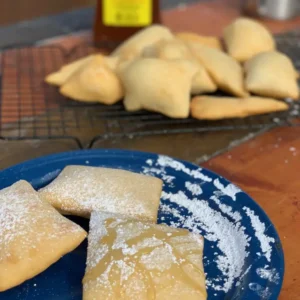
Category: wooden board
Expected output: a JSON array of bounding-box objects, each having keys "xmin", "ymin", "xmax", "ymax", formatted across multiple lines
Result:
[{"xmin": 203, "ymin": 126, "xmax": 300, "ymax": 299}]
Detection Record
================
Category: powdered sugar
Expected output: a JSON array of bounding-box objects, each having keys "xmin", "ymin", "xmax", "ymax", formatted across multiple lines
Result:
[
  {"xmin": 213, "ymin": 178, "xmax": 241, "ymax": 201},
  {"xmin": 185, "ymin": 181, "xmax": 203, "ymax": 196},
  {"xmin": 143, "ymin": 155, "xmax": 280, "ymax": 295},
  {"xmin": 210, "ymin": 195, "xmax": 242, "ymax": 222},
  {"xmin": 256, "ymin": 267, "xmax": 280, "ymax": 284},
  {"xmin": 243, "ymin": 207, "xmax": 275, "ymax": 262},
  {"xmin": 161, "ymin": 191, "xmax": 250, "ymax": 292},
  {"xmin": 249, "ymin": 283, "xmax": 271, "ymax": 298},
  {"xmin": 157, "ymin": 155, "xmax": 212, "ymax": 182}
]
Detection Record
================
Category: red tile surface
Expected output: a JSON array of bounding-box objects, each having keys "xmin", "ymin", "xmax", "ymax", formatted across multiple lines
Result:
[{"xmin": 203, "ymin": 126, "xmax": 300, "ymax": 300}]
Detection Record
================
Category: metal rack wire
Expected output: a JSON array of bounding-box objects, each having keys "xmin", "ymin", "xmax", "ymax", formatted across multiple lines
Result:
[{"xmin": 0, "ymin": 34, "xmax": 298, "ymax": 148}]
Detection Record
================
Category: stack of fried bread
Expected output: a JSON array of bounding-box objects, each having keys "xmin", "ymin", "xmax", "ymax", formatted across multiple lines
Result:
[
  {"xmin": 46, "ymin": 18, "xmax": 298, "ymax": 120},
  {"xmin": 0, "ymin": 166, "xmax": 207, "ymax": 300}
]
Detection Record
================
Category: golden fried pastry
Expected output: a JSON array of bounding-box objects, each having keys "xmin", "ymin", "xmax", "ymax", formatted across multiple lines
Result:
[
  {"xmin": 0, "ymin": 180, "xmax": 86, "ymax": 292},
  {"xmin": 45, "ymin": 54, "xmax": 118, "ymax": 86},
  {"xmin": 245, "ymin": 51, "xmax": 299, "ymax": 100},
  {"xmin": 60, "ymin": 55, "xmax": 124, "ymax": 104},
  {"xmin": 191, "ymin": 61, "xmax": 217, "ymax": 94},
  {"xmin": 111, "ymin": 25, "xmax": 174, "ymax": 61},
  {"xmin": 223, "ymin": 18, "xmax": 275, "ymax": 62},
  {"xmin": 83, "ymin": 211, "xmax": 207, "ymax": 300},
  {"xmin": 176, "ymin": 32, "xmax": 222, "ymax": 50},
  {"xmin": 119, "ymin": 58, "xmax": 197, "ymax": 118},
  {"xmin": 39, "ymin": 165, "xmax": 163, "ymax": 221},
  {"xmin": 141, "ymin": 39, "xmax": 193, "ymax": 60},
  {"xmin": 140, "ymin": 40, "xmax": 216, "ymax": 95},
  {"xmin": 189, "ymin": 44, "xmax": 248, "ymax": 97},
  {"xmin": 191, "ymin": 96, "xmax": 289, "ymax": 120}
]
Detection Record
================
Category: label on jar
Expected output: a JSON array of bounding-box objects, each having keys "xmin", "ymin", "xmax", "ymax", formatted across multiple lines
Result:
[{"xmin": 103, "ymin": 0, "xmax": 152, "ymax": 27}]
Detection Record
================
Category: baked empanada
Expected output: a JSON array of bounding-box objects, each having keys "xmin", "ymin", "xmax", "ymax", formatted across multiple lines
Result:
[
  {"xmin": 0, "ymin": 180, "xmax": 86, "ymax": 292},
  {"xmin": 245, "ymin": 51, "xmax": 299, "ymax": 100},
  {"xmin": 45, "ymin": 54, "xmax": 118, "ymax": 86},
  {"xmin": 176, "ymin": 32, "xmax": 222, "ymax": 50},
  {"xmin": 119, "ymin": 58, "xmax": 197, "ymax": 118},
  {"xmin": 60, "ymin": 55, "xmax": 124, "ymax": 104},
  {"xmin": 83, "ymin": 211, "xmax": 207, "ymax": 300},
  {"xmin": 223, "ymin": 18, "xmax": 275, "ymax": 62},
  {"xmin": 191, "ymin": 96, "xmax": 289, "ymax": 120},
  {"xmin": 39, "ymin": 166, "xmax": 163, "ymax": 221},
  {"xmin": 188, "ymin": 44, "xmax": 248, "ymax": 97},
  {"xmin": 111, "ymin": 25, "xmax": 174, "ymax": 61}
]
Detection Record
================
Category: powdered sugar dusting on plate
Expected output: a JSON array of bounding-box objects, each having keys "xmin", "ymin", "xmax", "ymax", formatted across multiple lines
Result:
[
  {"xmin": 161, "ymin": 190, "xmax": 250, "ymax": 292},
  {"xmin": 249, "ymin": 283, "xmax": 272, "ymax": 299},
  {"xmin": 141, "ymin": 155, "xmax": 280, "ymax": 294},
  {"xmin": 256, "ymin": 267, "xmax": 280, "ymax": 284},
  {"xmin": 185, "ymin": 181, "xmax": 203, "ymax": 196},
  {"xmin": 213, "ymin": 178, "xmax": 242, "ymax": 201},
  {"xmin": 243, "ymin": 207, "xmax": 275, "ymax": 262},
  {"xmin": 157, "ymin": 155, "xmax": 212, "ymax": 182},
  {"xmin": 210, "ymin": 195, "xmax": 242, "ymax": 222}
]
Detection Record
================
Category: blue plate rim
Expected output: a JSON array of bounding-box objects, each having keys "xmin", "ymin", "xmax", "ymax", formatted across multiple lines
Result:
[{"xmin": 0, "ymin": 149, "xmax": 285, "ymax": 298}]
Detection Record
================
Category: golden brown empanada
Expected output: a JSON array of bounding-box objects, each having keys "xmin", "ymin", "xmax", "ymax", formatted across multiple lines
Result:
[
  {"xmin": 39, "ymin": 165, "xmax": 163, "ymax": 221},
  {"xmin": 60, "ymin": 55, "xmax": 124, "ymax": 104},
  {"xmin": 176, "ymin": 32, "xmax": 222, "ymax": 50},
  {"xmin": 191, "ymin": 96, "xmax": 288, "ymax": 120},
  {"xmin": 83, "ymin": 211, "xmax": 207, "ymax": 300},
  {"xmin": 0, "ymin": 180, "xmax": 86, "ymax": 292},
  {"xmin": 120, "ymin": 58, "xmax": 197, "ymax": 118},
  {"xmin": 223, "ymin": 18, "xmax": 275, "ymax": 62},
  {"xmin": 111, "ymin": 25, "xmax": 174, "ymax": 61},
  {"xmin": 245, "ymin": 51, "xmax": 299, "ymax": 100},
  {"xmin": 188, "ymin": 44, "xmax": 248, "ymax": 97},
  {"xmin": 45, "ymin": 54, "xmax": 118, "ymax": 86}
]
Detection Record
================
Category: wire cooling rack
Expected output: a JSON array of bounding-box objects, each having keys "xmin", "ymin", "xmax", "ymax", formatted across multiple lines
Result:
[{"xmin": 0, "ymin": 34, "xmax": 298, "ymax": 148}]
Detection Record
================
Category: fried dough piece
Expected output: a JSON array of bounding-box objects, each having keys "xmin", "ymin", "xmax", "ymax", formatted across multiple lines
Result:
[
  {"xmin": 0, "ymin": 180, "xmax": 86, "ymax": 292},
  {"xmin": 39, "ymin": 165, "xmax": 163, "ymax": 222},
  {"xmin": 188, "ymin": 44, "xmax": 248, "ymax": 97},
  {"xmin": 83, "ymin": 211, "xmax": 207, "ymax": 300},
  {"xmin": 223, "ymin": 18, "xmax": 275, "ymax": 62},
  {"xmin": 141, "ymin": 39, "xmax": 193, "ymax": 60},
  {"xmin": 141, "ymin": 40, "xmax": 216, "ymax": 94},
  {"xmin": 60, "ymin": 55, "xmax": 124, "ymax": 104},
  {"xmin": 191, "ymin": 96, "xmax": 288, "ymax": 120},
  {"xmin": 45, "ymin": 54, "xmax": 118, "ymax": 86},
  {"xmin": 245, "ymin": 51, "xmax": 299, "ymax": 100},
  {"xmin": 111, "ymin": 25, "xmax": 174, "ymax": 61},
  {"xmin": 176, "ymin": 32, "xmax": 222, "ymax": 50},
  {"xmin": 119, "ymin": 58, "xmax": 197, "ymax": 118}
]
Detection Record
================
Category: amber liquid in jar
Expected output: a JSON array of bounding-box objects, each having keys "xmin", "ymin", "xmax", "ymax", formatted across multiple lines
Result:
[{"xmin": 94, "ymin": 0, "xmax": 161, "ymax": 47}]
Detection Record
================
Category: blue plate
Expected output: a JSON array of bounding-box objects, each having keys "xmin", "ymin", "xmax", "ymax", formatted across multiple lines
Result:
[{"xmin": 0, "ymin": 149, "xmax": 284, "ymax": 300}]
